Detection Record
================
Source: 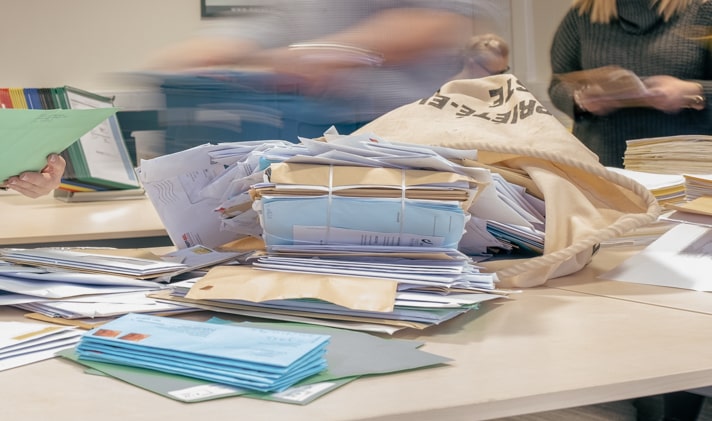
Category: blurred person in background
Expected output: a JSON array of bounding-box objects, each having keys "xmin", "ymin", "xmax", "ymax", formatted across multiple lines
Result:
[
  {"xmin": 548, "ymin": 0, "xmax": 712, "ymax": 168},
  {"xmin": 449, "ymin": 32, "xmax": 510, "ymax": 80},
  {"xmin": 148, "ymin": 0, "xmax": 505, "ymax": 124},
  {"xmin": 1, "ymin": 154, "xmax": 65, "ymax": 198}
]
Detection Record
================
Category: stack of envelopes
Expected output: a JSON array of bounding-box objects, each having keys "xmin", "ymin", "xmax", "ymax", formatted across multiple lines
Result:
[
  {"xmin": 141, "ymin": 133, "xmax": 524, "ymax": 332},
  {"xmin": 683, "ymin": 174, "xmax": 712, "ymax": 201},
  {"xmin": 0, "ymin": 247, "xmax": 240, "ymax": 322},
  {"xmin": 252, "ymin": 162, "xmax": 476, "ymax": 249},
  {"xmin": 1, "ymin": 321, "xmax": 82, "ymax": 371},
  {"xmin": 76, "ymin": 313, "xmax": 330, "ymax": 392},
  {"xmin": 151, "ymin": 148, "xmax": 506, "ymax": 332},
  {"xmin": 61, "ymin": 317, "xmax": 451, "ymax": 405}
]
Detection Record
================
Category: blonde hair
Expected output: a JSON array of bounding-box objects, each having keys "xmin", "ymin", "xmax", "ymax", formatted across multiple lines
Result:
[{"xmin": 572, "ymin": 0, "xmax": 696, "ymax": 23}]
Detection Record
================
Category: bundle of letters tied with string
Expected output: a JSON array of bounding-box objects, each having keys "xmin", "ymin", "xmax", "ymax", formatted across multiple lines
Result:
[{"xmin": 140, "ymin": 130, "xmax": 548, "ymax": 334}]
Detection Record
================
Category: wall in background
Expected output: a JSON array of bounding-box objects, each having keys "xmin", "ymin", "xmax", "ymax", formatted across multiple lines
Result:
[
  {"xmin": 0, "ymin": 0, "xmax": 570, "ymax": 109},
  {"xmin": 1, "ymin": 0, "xmax": 202, "ymax": 106}
]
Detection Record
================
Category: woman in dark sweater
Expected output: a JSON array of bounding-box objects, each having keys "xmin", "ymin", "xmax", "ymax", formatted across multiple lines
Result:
[{"xmin": 548, "ymin": 0, "xmax": 712, "ymax": 168}]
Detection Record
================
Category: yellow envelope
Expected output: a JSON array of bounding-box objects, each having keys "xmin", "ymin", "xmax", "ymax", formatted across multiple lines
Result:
[
  {"xmin": 268, "ymin": 162, "xmax": 477, "ymax": 188},
  {"xmin": 149, "ymin": 290, "xmax": 428, "ymax": 330},
  {"xmin": 186, "ymin": 265, "xmax": 398, "ymax": 312},
  {"xmin": 666, "ymin": 196, "xmax": 712, "ymax": 217}
]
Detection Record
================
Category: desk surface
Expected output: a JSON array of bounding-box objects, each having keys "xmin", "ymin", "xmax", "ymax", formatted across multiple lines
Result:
[
  {"xmin": 0, "ymin": 191, "xmax": 168, "ymax": 246},
  {"xmin": 4, "ymin": 247, "xmax": 712, "ymax": 421},
  {"xmin": 550, "ymin": 244, "xmax": 712, "ymax": 316}
]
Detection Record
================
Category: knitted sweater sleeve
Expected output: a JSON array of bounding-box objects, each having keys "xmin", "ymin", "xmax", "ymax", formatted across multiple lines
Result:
[
  {"xmin": 547, "ymin": 9, "xmax": 582, "ymax": 119},
  {"xmin": 690, "ymin": 1, "xmax": 712, "ymax": 111}
]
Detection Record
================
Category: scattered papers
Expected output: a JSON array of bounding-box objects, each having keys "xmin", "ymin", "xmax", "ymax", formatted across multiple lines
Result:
[
  {"xmin": 600, "ymin": 223, "xmax": 712, "ymax": 291},
  {"xmin": 660, "ymin": 210, "xmax": 712, "ymax": 228},
  {"xmin": 14, "ymin": 291, "xmax": 193, "ymax": 320},
  {"xmin": 76, "ymin": 313, "xmax": 331, "ymax": 392},
  {"xmin": 137, "ymin": 141, "xmax": 300, "ymax": 248},
  {"xmin": 0, "ymin": 321, "xmax": 82, "ymax": 371}
]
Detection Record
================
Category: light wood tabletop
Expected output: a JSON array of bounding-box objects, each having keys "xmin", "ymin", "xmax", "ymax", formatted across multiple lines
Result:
[
  {"xmin": 0, "ymin": 190, "xmax": 168, "ymax": 246},
  {"xmin": 3, "ymin": 246, "xmax": 712, "ymax": 421}
]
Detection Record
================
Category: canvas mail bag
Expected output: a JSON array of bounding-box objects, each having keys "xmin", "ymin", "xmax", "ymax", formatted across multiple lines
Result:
[{"xmin": 354, "ymin": 75, "xmax": 660, "ymax": 288}]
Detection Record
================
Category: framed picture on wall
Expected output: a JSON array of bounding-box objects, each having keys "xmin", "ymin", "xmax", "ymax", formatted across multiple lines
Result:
[{"xmin": 201, "ymin": 0, "xmax": 265, "ymax": 17}]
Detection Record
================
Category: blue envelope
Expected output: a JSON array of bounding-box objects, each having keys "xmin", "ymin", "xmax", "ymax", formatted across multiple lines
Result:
[{"xmin": 257, "ymin": 195, "xmax": 467, "ymax": 248}]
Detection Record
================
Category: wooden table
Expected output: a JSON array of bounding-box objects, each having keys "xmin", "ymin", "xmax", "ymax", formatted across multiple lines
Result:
[
  {"xmin": 0, "ymin": 191, "xmax": 169, "ymax": 247},
  {"xmin": 3, "ymin": 245, "xmax": 712, "ymax": 421}
]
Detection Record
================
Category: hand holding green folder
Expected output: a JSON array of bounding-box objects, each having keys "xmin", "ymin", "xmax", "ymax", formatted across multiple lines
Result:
[{"xmin": 0, "ymin": 108, "xmax": 118, "ymax": 182}]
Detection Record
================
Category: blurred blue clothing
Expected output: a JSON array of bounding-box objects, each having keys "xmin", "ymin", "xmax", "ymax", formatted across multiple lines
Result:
[{"xmin": 199, "ymin": 0, "xmax": 495, "ymax": 121}]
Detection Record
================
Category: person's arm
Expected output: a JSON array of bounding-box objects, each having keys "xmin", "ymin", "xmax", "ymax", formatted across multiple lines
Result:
[
  {"xmin": 245, "ymin": 7, "xmax": 471, "ymax": 94},
  {"xmin": 304, "ymin": 7, "xmax": 471, "ymax": 65},
  {"xmin": 642, "ymin": 76, "xmax": 707, "ymax": 113},
  {"xmin": 2, "ymin": 154, "xmax": 66, "ymax": 198}
]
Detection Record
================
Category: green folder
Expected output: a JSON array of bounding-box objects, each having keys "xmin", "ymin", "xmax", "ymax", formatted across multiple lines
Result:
[{"xmin": 0, "ymin": 107, "xmax": 119, "ymax": 182}]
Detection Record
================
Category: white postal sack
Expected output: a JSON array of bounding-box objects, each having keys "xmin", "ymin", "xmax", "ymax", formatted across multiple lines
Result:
[{"xmin": 355, "ymin": 75, "xmax": 660, "ymax": 288}]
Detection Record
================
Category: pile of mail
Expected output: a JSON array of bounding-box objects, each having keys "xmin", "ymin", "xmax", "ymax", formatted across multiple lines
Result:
[
  {"xmin": 138, "ymin": 130, "xmax": 549, "ymax": 332},
  {"xmin": 61, "ymin": 317, "xmax": 452, "ymax": 405},
  {"xmin": 0, "ymin": 246, "xmax": 240, "ymax": 322},
  {"xmin": 0, "ymin": 321, "xmax": 82, "ymax": 371},
  {"xmin": 76, "ymin": 313, "xmax": 330, "ymax": 392},
  {"xmin": 137, "ymin": 131, "xmax": 545, "ymax": 256},
  {"xmin": 251, "ymin": 163, "xmax": 474, "ymax": 249}
]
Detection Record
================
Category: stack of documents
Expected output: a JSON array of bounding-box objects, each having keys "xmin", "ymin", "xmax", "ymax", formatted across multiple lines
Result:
[
  {"xmin": 0, "ymin": 246, "xmax": 243, "ymax": 322},
  {"xmin": 76, "ymin": 313, "xmax": 330, "ymax": 392},
  {"xmin": 137, "ymin": 130, "xmax": 546, "ymax": 257},
  {"xmin": 606, "ymin": 167, "xmax": 686, "ymax": 206},
  {"xmin": 683, "ymin": 174, "xmax": 712, "ymax": 201},
  {"xmin": 624, "ymin": 135, "xmax": 712, "ymax": 175},
  {"xmin": 0, "ymin": 248, "xmax": 188, "ymax": 280},
  {"xmin": 252, "ymin": 163, "xmax": 474, "ymax": 249},
  {"xmin": 148, "ymin": 243, "xmax": 504, "ymax": 334},
  {"xmin": 135, "ymin": 130, "xmax": 533, "ymax": 332},
  {"xmin": 0, "ymin": 321, "xmax": 82, "ymax": 371}
]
